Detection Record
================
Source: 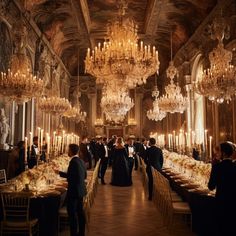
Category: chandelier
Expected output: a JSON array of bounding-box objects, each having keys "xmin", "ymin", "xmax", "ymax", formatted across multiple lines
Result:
[
  {"xmin": 158, "ymin": 34, "xmax": 188, "ymax": 114},
  {"xmin": 195, "ymin": 14, "xmax": 236, "ymax": 103},
  {"xmin": 84, "ymin": 0, "xmax": 159, "ymax": 89},
  {"xmin": 147, "ymin": 85, "xmax": 166, "ymax": 121},
  {"xmin": 0, "ymin": 54, "xmax": 43, "ymax": 104},
  {"xmin": 38, "ymin": 96, "xmax": 71, "ymax": 116},
  {"xmin": 73, "ymin": 103, "xmax": 87, "ymax": 123},
  {"xmin": 101, "ymin": 86, "xmax": 134, "ymax": 123}
]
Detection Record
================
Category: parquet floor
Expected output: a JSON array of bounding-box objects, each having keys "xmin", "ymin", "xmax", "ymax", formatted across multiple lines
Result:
[{"xmin": 60, "ymin": 168, "xmax": 195, "ymax": 236}]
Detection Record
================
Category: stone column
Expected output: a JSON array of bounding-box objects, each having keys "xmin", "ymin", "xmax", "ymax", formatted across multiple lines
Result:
[
  {"xmin": 135, "ymin": 91, "xmax": 143, "ymax": 138},
  {"xmin": 185, "ymin": 83, "xmax": 192, "ymax": 132}
]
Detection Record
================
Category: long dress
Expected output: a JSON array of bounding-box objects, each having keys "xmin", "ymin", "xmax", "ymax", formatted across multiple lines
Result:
[{"xmin": 111, "ymin": 147, "xmax": 132, "ymax": 186}]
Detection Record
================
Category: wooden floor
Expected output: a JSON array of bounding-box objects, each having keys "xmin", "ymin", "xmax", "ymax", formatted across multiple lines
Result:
[{"xmin": 60, "ymin": 168, "xmax": 194, "ymax": 236}]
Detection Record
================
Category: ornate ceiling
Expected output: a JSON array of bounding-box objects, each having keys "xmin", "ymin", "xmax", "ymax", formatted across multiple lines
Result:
[{"xmin": 25, "ymin": 0, "xmax": 217, "ymax": 76}]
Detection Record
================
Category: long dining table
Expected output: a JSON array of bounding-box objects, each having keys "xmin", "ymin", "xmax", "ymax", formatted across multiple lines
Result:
[{"xmin": 161, "ymin": 168, "xmax": 217, "ymax": 235}]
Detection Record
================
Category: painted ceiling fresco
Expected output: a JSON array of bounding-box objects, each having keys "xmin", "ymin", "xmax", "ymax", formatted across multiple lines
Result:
[{"xmin": 26, "ymin": 0, "xmax": 217, "ymax": 76}]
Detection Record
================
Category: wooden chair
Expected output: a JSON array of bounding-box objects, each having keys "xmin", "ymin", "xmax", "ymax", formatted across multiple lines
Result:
[
  {"xmin": 162, "ymin": 177, "xmax": 192, "ymax": 231},
  {"xmin": 0, "ymin": 169, "xmax": 7, "ymax": 185},
  {"xmin": 0, "ymin": 192, "xmax": 38, "ymax": 236}
]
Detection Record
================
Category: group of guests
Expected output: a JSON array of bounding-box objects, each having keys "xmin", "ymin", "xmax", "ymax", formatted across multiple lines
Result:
[{"xmin": 8, "ymin": 136, "xmax": 47, "ymax": 178}]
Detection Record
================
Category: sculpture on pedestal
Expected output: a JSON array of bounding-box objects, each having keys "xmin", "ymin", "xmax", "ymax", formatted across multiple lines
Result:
[{"xmin": 0, "ymin": 108, "xmax": 10, "ymax": 150}]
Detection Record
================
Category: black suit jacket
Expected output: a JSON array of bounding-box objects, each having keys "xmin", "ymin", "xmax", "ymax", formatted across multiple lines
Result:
[
  {"xmin": 208, "ymin": 159, "xmax": 236, "ymax": 202},
  {"xmin": 139, "ymin": 144, "xmax": 147, "ymax": 159},
  {"xmin": 60, "ymin": 156, "xmax": 87, "ymax": 198},
  {"xmin": 95, "ymin": 142, "xmax": 106, "ymax": 160},
  {"xmin": 124, "ymin": 144, "xmax": 136, "ymax": 158},
  {"xmin": 79, "ymin": 143, "xmax": 91, "ymax": 163},
  {"xmin": 145, "ymin": 146, "xmax": 163, "ymax": 171}
]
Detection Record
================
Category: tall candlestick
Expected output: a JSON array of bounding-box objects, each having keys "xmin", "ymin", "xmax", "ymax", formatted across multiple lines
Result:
[
  {"xmin": 40, "ymin": 129, "xmax": 44, "ymax": 153},
  {"xmin": 24, "ymin": 137, "xmax": 28, "ymax": 163},
  {"xmin": 204, "ymin": 130, "xmax": 208, "ymax": 151},
  {"xmin": 29, "ymin": 132, "xmax": 33, "ymax": 153},
  {"xmin": 209, "ymin": 136, "xmax": 212, "ymax": 161}
]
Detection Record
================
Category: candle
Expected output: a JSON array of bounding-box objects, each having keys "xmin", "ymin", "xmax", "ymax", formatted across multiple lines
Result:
[
  {"xmin": 40, "ymin": 129, "xmax": 44, "ymax": 153},
  {"xmin": 24, "ymin": 137, "xmax": 28, "ymax": 163},
  {"xmin": 37, "ymin": 127, "xmax": 41, "ymax": 153},
  {"xmin": 62, "ymin": 130, "xmax": 65, "ymax": 153},
  {"xmin": 204, "ymin": 130, "xmax": 208, "ymax": 150},
  {"xmin": 29, "ymin": 132, "xmax": 33, "ymax": 153},
  {"xmin": 47, "ymin": 136, "xmax": 50, "ymax": 156},
  {"xmin": 53, "ymin": 131, "xmax": 56, "ymax": 150},
  {"xmin": 209, "ymin": 136, "xmax": 212, "ymax": 161}
]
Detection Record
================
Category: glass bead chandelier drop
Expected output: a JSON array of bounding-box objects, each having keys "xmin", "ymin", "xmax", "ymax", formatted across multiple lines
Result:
[
  {"xmin": 84, "ymin": 0, "xmax": 160, "ymax": 89},
  {"xmin": 194, "ymin": 14, "xmax": 236, "ymax": 103},
  {"xmin": 158, "ymin": 33, "xmax": 188, "ymax": 114},
  {"xmin": 147, "ymin": 82, "xmax": 166, "ymax": 121}
]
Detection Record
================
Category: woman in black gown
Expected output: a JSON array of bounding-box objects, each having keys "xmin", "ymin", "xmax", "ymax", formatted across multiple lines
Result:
[{"xmin": 111, "ymin": 137, "xmax": 132, "ymax": 186}]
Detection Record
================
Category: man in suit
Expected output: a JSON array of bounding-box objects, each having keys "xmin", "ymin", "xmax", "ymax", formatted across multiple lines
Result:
[
  {"xmin": 28, "ymin": 136, "xmax": 39, "ymax": 168},
  {"xmin": 125, "ymin": 138, "xmax": 136, "ymax": 182},
  {"xmin": 59, "ymin": 144, "xmax": 87, "ymax": 236},
  {"xmin": 208, "ymin": 142, "xmax": 236, "ymax": 235},
  {"xmin": 95, "ymin": 137, "xmax": 109, "ymax": 184},
  {"xmin": 145, "ymin": 137, "xmax": 163, "ymax": 200},
  {"xmin": 139, "ymin": 138, "xmax": 148, "ymax": 160}
]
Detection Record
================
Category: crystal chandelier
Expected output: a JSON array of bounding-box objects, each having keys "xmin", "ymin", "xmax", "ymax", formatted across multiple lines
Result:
[
  {"xmin": 158, "ymin": 34, "xmax": 188, "ymax": 114},
  {"xmin": 195, "ymin": 14, "xmax": 236, "ymax": 103},
  {"xmin": 147, "ymin": 85, "xmax": 166, "ymax": 121},
  {"xmin": 0, "ymin": 54, "xmax": 43, "ymax": 104},
  {"xmin": 84, "ymin": 0, "xmax": 159, "ymax": 89},
  {"xmin": 73, "ymin": 103, "xmax": 87, "ymax": 123},
  {"xmin": 101, "ymin": 85, "xmax": 134, "ymax": 123},
  {"xmin": 38, "ymin": 96, "xmax": 71, "ymax": 116}
]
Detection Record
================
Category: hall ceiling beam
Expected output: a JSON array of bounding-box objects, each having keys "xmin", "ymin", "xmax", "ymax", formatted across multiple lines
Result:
[{"xmin": 144, "ymin": 0, "xmax": 162, "ymax": 35}]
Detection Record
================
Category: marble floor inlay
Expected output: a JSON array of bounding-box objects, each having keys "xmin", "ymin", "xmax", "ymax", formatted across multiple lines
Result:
[{"xmin": 60, "ymin": 168, "xmax": 195, "ymax": 236}]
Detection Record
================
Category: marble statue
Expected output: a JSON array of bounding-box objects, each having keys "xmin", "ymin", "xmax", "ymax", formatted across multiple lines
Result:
[{"xmin": 0, "ymin": 108, "xmax": 10, "ymax": 150}]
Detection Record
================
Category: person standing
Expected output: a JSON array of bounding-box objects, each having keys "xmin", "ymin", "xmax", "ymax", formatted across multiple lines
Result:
[
  {"xmin": 125, "ymin": 138, "xmax": 136, "ymax": 183},
  {"xmin": 79, "ymin": 136, "xmax": 92, "ymax": 169},
  {"xmin": 111, "ymin": 137, "xmax": 131, "ymax": 186},
  {"xmin": 28, "ymin": 136, "xmax": 39, "ymax": 168},
  {"xmin": 208, "ymin": 142, "xmax": 236, "ymax": 235},
  {"xmin": 59, "ymin": 144, "xmax": 87, "ymax": 236},
  {"xmin": 95, "ymin": 137, "xmax": 109, "ymax": 184},
  {"xmin": 139, "ymin": 138, "xmax": 148, "ymax": 160},
  {"xmin": 145, "ymin": 138, "xmax": 163, "ymax": 200}
]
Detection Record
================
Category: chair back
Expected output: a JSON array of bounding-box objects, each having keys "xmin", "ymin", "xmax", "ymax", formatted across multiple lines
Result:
[
  {"xmin": 0, "ymin": 169, "xmax": 7, "ymax": 184},
  {"xmin": 1, "ymin": 192, "xmax": 30, "ymax": 222}
]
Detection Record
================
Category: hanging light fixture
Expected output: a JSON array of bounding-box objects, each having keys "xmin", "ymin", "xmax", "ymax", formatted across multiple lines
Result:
[
  {"xmin": 147, "ymin": 75, "xmax": 166, "ymax": 121},
  {"xmin": 158, "ymin": 32, "xmax": 188, "ymax": 114},
  {"xmin": 0, "ymin": 22, "xmax": 43, "ymax": 103},
  {"xmin": 101, "ymin": 84, "xmax": 134, "ymax": 123},
  {"xmin": 194, "ymin": 13, "xmax": 236, "ymax": 103},
  {"xmin": 84, "ymin": 0, "xmax": 159, "ymax": 89},
  {"xmin": 38, "ymin": 96, "xmax": 71, "ymax": 116}
]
